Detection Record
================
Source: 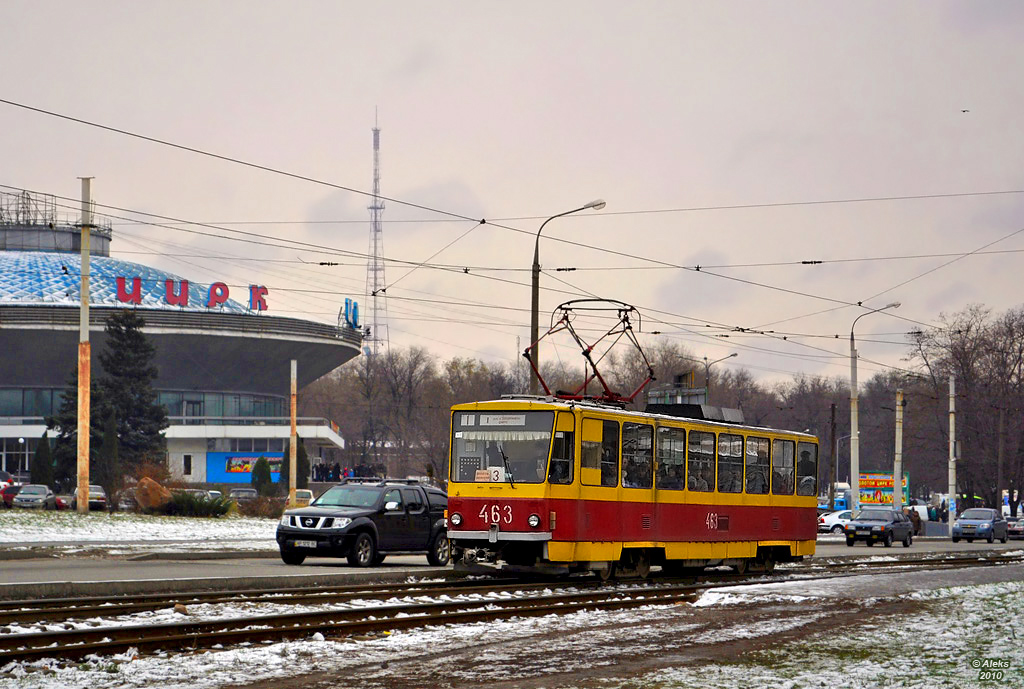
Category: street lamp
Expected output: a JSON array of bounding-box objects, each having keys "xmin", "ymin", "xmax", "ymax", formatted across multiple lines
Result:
[
  {"xmin": 529, "ymin": 199, "xmax": 606, "ymax": 394},
  {"xmin": 850, "ymin": 301, "xmax": 900, "ymax": 512},
  {"xmin": 703, "ymin": 353, "xmax": 738, "ymax": 404}
]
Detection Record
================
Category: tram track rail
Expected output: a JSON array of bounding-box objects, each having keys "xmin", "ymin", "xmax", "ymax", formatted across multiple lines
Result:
[{"xmin": 2, "ymin": 551, "xmax": 1020, "ymax": 664}]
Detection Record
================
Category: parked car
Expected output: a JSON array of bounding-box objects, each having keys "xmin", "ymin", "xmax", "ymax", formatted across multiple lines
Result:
[
  {"xmin": 952, "ymin": 508, "xmax": 1008, "ymax": 543},
  {"xmin": 12, "ymin": 484, "xmax": 57, "ymax": 510},
  {"xmin": 1, "ymin": 484, "xmax": 22, "ymax": 509},
  {"xmin": 70, "ymin": 485, "xmax": 108, "ymax": 511},
  {"xmin": 207, "ymin": 490, "xmax": 223, "ymax": 500},
  {"xmin": 1007, "ymin": 517, "xmax": 1024, "ymax": 540},
  {"xmin": 0, "ymin": 470, "xmax": 14, "ymax": 490},
  {"xmin": 818, "ymin": 510, "xmax": 854, "ymax": 534},
  {"xmin": 118, "ymin": 488, "xmax": 137, "ymax": 511},
  {"xmin": 275, "ymin": 479, "xmax": 448, "ymax": 567},
  {"xmin": 55, "ymin": 495, "xmax": 71, "ymax": 510},
  {"xmin": 843, "ymin": 508, "xmax": 914, "ymax": 547},
  {"xmin": 229, "ymin": 487, "xmax": 259, "ymax": 503},
  {"xmin": 293, "ymin": 489, "xmax": 314, "ymax": 507}
]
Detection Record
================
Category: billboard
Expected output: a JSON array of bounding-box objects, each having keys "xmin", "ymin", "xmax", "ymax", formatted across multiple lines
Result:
[
  {"xmin": 859, "ymin": 472, "xmax": 910, "ymax": 505},
  {"xmin": 206, "ymin": 452, "xmax": 284, "ymax": 484}
]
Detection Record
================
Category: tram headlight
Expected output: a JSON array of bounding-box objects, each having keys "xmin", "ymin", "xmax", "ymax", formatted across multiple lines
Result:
[
  {"xmin": 527, "ymin": 514, "xmax": 541, "ymax": 528},
  {"xmin": 450, "ymin": 512, "xmax": 463, "ymax": 527}
]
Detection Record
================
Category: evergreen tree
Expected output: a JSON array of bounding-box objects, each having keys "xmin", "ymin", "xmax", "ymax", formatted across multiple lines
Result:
[
  {"xmin": 251, "ymin": 456, "xmax": 273, "ymax": 496},
  {"xmin": 97, "ymin": 310, "xmax": 168, "ymax": 469},
  {"xmin": 31, "ymin": 431, "xmax": 55, "ymax": 488},
  {"xmin": 93, "ymin": 411, "xmax": 121, "ymax": 512},
  {"xmin": 47, "ymin": 366, "xmax": 104, "ymax": 493},
  {"xmin": 280, "ymin": 436, "xmax": 311, "ymax": 493},
  {"xmin": 297, "ymin": 438, "xmax": 310, "ymax": 490},
  {"xmin": 279, "ymin": 440, "xmax": 291, "ymax": 495}
]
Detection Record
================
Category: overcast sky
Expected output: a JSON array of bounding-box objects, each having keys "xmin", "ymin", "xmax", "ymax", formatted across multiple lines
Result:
[{"xmin": 3, "ymin": 1, "xmax": 1023, "ymax": 386}]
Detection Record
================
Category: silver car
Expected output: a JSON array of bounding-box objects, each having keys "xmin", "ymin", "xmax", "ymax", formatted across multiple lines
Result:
[{"xmin": 12, "ymin": 484, "xmax": 56, "ymax": 510}]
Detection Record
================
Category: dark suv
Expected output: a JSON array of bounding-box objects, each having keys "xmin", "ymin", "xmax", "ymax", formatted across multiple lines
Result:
[{"xmin": 275, "ymin": 479, "xmax": 449, "ymax": 567}]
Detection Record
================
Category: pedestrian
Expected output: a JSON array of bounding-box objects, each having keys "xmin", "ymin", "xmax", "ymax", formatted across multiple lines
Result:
[{"xmin": 909, "ymin": 508, "xmax": 922, "ymax": 535}]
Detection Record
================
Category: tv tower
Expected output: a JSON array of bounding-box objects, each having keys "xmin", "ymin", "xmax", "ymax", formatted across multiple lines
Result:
[{"xmin": 364, "ymin": 115, "xmax": 389, "ymax": 355}]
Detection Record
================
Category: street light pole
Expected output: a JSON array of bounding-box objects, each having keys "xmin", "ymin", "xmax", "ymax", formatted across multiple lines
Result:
[
  {"xmin": 849, "ymin": 301, "xmax": 900, "ymax": 513},
  {"xmin": 702, "ymin": 353, "xmax": 738, "ymax": 404},
  {"xmin": 529, "ymin": 199, "xmax": 606, "ymax": 394}
]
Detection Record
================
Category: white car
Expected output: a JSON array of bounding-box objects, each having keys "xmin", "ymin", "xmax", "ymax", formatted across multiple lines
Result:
[{"xmin": 818, "ymin": 510, "xmax": 854, "ymax": 534}]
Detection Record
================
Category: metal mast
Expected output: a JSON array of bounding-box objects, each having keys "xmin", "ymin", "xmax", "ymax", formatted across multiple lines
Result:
[{"xmin": 364, "ymin": 115, "xmax": 389, "ymax": 355}]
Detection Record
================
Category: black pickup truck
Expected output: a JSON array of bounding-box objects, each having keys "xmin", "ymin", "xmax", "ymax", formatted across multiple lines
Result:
[{"xmin": 275, "ymin": 479, "xmax": 449, "ymax": 567}]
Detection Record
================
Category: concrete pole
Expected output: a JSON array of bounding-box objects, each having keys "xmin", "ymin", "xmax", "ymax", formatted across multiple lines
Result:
[
  {"xmin": 893, "ymin": 389, "xmax": 903, "ymax": 512},
  {"xmin": 76, "ymin": 178, "xmax": 93, "ymax": 514},
  {"xmin": 849, "ymin": 334, "xmax": 860, "ymax": 512},
  {"xmin": 828, "ymin": 403, "xmax": 836, "ymax": 511},
  {"xmin": 948, "ymin": 374, "xmax": 957, "ymax": 533},
  {"xmin": 289, "ymin": 359, "xmax": 297, "ymax": 507}
]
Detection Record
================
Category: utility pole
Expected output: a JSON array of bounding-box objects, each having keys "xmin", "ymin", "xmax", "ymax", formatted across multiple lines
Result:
[
  {"xmin": 828, "ymin": 403, "xmax": 836, "ymax": 511},
  {"xmin": 289, "ymin": 359, "xmax": 297, "ymax": 507},
  {"xmin": 948, "ymin": 374, "xmax": 957, "ymax": 534},
  {"xmin": 76, "ymin": 178, "xmax": 92, "ymax": 514},
  {"xmin": 893, "ymin": 389, "xmax": 904, "ymax": 512}
]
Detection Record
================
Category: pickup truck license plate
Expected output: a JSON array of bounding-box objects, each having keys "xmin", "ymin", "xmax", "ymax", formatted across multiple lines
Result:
[{"xmin": 294, "ymin": 540, "xmax": 318, "ymax": 549}]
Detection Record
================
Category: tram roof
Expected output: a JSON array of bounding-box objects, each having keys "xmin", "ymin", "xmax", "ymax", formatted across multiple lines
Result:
[{"xmin": 452, "ymin": 396, "xmax": 819, "ymax": 441}]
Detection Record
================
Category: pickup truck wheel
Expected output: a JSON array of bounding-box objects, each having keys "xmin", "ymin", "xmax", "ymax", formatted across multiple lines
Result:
[
  {"xmin": 952, "ymin": 537, "xmax": 960, "ymax": 543},
  {"xmin": 846, "ymin": 538, "xmax": 855, "ymax": 547},
  {"xmin": 372, "ymin": 554, "xmax": 387, "ymax": 566},
  {"xmin": 427, "ymin": 533, "xmax": 450, "ymax": 566},
  {"xmin": 280, "ymin": 549, "xmax": 306, "ymax": 566},
  {"xmin": 347, "ymin": 533, "xmax": 376, "ymax": 567}
]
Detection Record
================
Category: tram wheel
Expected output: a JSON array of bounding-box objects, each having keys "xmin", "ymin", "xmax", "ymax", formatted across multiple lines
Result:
[
  {"xmin": 732, "ymin": 559, "xmax": 749, "ymax": 575},
  {"xmin": 635, "ymin": 552, "xmax": 651, "ymax": 580},
  {"xmin": 595, "ymin": 563, "xmax": 616, "ymax": 582}
]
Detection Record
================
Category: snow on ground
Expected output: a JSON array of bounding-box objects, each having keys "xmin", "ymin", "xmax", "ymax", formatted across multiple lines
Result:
[
  {"xmin": 0, "ymin": 510, "xmax": 278, "ymax": 551},
  {"xmin": 2, "ymin": 578, "xmax": 1021, "ymax": 688}
]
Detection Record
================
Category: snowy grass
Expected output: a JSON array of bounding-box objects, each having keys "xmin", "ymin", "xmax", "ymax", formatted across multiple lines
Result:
[{"xmin": 0, "ymin": 509, "xmax": 277, "ymax": 548}]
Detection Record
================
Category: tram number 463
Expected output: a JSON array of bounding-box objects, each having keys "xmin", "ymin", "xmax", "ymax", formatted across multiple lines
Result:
[
  {"xmin": 705, "ymin": 512, "xmax": 719, "ymax": 530},
  {"xmin": 479, "ymin": 504, "xmax": 513, "ymax": 524}
]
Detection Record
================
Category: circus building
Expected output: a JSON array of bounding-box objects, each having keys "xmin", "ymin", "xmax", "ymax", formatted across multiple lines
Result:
[{"xmin": 0, "ymin": 189, "xmax": 362, "ymax": 485}]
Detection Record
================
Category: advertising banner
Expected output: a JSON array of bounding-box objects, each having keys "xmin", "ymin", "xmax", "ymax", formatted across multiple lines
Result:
[{"xmin": 859, "ymin": 472, "xmax": 910, "ymax": 505}]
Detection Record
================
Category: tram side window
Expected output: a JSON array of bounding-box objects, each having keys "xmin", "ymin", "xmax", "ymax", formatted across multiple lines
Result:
[
  {"xmin": 745, "ymin": 436, "xmax": 770, "ymax": 494},
  {"xmin": 656, "ymin": 426, "xmax": 686, "ymax": 490},
  {"xmin": 717, "ymin": 433, "xmax": 744, "ymax": 493},
  {"xmin": 549, "ymin": 423, "xmax": 574, "ymax": 485},
  {"xmin": 796, "ymin": 441, "xmax": 818, "ymax": 496},
  {"xmin": 771, "ymin": 439, "xmax": 795, "ymax": 495},
  {"xmin": 687, "ymin": 430, "xmax": 715, "ymax": 492},
  {"xmin": 622, "ymin": 423, "xmax": 653, "ymax": 489},
  {"xmin": 581, "ymin": 418, "xmax": 618, "ymax": 487}
]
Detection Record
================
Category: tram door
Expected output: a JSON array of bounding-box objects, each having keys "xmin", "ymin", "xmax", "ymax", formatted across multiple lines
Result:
[{"xmin": 579, "ymin": 417, "xmax": 622, "ymax": 545}]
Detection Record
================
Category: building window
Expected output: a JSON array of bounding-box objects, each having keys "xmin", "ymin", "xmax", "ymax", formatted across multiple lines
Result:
[{"xmin": 183, "ymin": 454, "xmax": 193, "ymax": 476}]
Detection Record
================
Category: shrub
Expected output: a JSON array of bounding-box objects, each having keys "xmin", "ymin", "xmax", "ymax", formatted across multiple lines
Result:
[
  {"xmin": 161, "ymin": 491, "xmax": 233, "ymax": 518},
  {"xmin": 237, "ymin": 496, "xmax": 286, "ymax": 519}
]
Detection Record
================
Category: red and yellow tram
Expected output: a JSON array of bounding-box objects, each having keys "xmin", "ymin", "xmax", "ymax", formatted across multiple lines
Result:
[{"xmin": 446, "ymin": 397, "xmax": 818, "ymax": 577}]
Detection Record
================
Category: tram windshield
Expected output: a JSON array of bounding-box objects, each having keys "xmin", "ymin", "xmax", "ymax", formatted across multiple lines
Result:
[{"xmin": 450, "ymin": 411, "xmax": 554, "ymax": 484}]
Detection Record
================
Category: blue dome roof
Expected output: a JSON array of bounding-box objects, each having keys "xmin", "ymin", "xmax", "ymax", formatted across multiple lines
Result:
[{"xmin": 0, "ymin": 251, "xmax": 249, "ymax": 313}]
